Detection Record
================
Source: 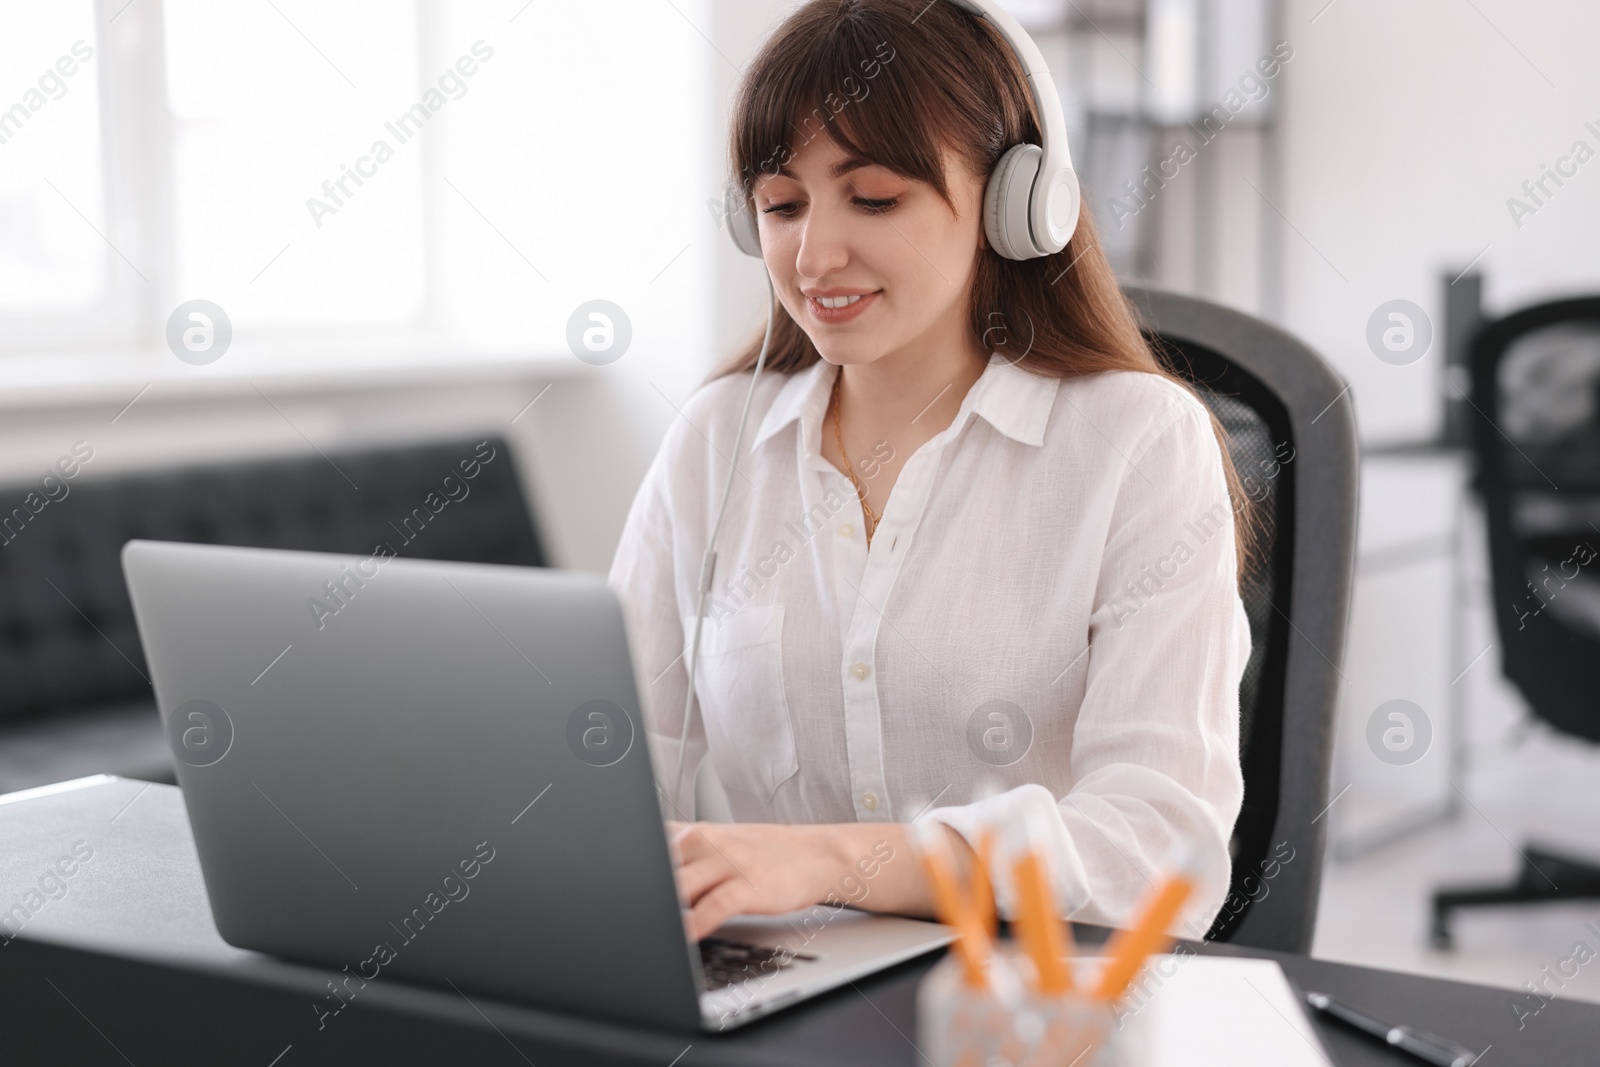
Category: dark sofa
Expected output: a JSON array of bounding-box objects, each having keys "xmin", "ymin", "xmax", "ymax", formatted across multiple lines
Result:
[{"xmin": 0, "ymin": 436, "xmax": 547, "ymax": 794}]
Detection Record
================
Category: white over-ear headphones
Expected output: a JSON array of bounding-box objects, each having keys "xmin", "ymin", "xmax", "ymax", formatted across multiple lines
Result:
[{"xmin": 723, "ymin": 0, "xmax": 1081, "ymax": 262}]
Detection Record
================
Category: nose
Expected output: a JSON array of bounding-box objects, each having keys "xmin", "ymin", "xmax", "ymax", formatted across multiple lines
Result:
[{"xmin": 791, "ymin": 198, "xmax": 852, "ymax": 282}]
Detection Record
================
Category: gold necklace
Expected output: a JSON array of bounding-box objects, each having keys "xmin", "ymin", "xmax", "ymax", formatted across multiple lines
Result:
[{"xmin": 829, "ymin": 374, "xmax": 879, "ymax": 545}]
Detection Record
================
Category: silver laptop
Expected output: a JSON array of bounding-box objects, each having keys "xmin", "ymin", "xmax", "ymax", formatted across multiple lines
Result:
[{"xmin": 121, "ymin": 539, "xmax": 952, "ymax": 1031}]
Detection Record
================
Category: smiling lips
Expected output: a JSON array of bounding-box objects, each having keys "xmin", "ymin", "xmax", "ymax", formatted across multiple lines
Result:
[{"xmin": 805, "ymin": 289, "xmax": 881, "ymax": 324}]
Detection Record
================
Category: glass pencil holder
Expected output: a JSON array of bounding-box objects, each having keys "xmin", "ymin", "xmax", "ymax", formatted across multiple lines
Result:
[{"xmin": 916, "ymin": 943, "xmax": 1145, "ymax": 1067}]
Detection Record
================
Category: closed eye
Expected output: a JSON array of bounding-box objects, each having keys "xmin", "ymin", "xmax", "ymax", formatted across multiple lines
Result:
[{"xmin": 761, "ymin": 196, "xmax": 900, "ymax": 218}]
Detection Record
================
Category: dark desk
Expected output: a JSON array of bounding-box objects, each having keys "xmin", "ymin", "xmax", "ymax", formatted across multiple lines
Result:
[{"xmin": 1, "ymin": 776, "xmax": 1593, "ymax": 1066}]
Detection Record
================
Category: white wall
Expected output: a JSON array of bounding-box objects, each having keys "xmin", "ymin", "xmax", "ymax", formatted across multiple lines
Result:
[{"xmin": 1275, "ymin": 0, "xmax": 1600, "ymax": 444}]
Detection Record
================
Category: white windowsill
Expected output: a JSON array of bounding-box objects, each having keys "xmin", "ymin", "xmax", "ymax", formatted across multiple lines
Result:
[{"xmin": 0, "ymin": 344, "xmax": 592, "ymax": 412}]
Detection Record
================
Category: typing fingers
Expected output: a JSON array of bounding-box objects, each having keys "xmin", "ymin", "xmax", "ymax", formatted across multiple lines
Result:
[
  {"xmin": 667, "ymin": 821, "xmax": 720, "ymax": 866},
  {"xmin": 689, "ymin": 879, "xmax": 749, "ymax": 943},
  {"xmin": 664, "ymin": 820, "xmax": 695, "ymax": 865},
  {"xmin": 675, "ymin": 853, "xmax": 737, "ymax": 907}
]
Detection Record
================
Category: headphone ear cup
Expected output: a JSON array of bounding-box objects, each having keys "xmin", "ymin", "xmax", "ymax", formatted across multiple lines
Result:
[
  {"xmin": 725, "ymin": 184, "xmax": 762, "ymax": 258},
  {"xmin": 1038, "ymin": 165, "xmax": 1082, "ymax": 254},
  {"xmin": 983, "ymin": 143, "xmax": 1043, "ymax": 261}
]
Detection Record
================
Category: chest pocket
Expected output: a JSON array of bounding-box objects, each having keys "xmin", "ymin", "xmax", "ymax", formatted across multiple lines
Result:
[{"xmin": 682, "ymin": 604, "xmax": 800, "ymax": 803}]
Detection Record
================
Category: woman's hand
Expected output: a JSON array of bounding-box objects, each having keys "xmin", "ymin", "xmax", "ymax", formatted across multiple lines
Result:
[
  {"xmin": 666, "ymin": 821, "xmax": 843, "ymax": 941},
  {"xmin": 664, "ymin": 820, "xmax": 975, "ymax": 941}
]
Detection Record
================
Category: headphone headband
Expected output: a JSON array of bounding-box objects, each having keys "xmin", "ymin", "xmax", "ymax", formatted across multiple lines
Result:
[{"xmin": 725, "ymin": 0, "xmax": 1080, "ymax": 261}]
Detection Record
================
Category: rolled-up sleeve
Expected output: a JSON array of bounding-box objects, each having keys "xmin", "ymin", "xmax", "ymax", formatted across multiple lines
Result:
[
  {"xmin": 607, "ymin": 441, "xmax": 707, "ymax": 821},
  {"xmin": 921, "ymin": 395, "xmax": 1250, "ymax": 937}
]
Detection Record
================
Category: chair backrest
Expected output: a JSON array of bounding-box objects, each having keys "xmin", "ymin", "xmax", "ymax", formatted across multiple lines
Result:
[
  {"xmin": 0, "ymin": 436, "xmax": 546, "ymax": 723},
  {"xmin": 1469, "ymin": 296, "xmax": 1600, "ymax": 743},
  {"xmin": 1124, "ymin": 286, "xmax": 1359, "ymax": 954}
]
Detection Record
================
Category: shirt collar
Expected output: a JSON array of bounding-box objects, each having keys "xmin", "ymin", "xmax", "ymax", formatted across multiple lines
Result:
[{"xmin": 751, "ymin": 355, "xmax": 1059, "ymax": 452}]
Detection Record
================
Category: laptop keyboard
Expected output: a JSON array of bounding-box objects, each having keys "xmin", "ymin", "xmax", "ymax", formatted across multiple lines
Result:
[{"xmin": 698, "ymin": 937, "xmax": 818, "ymax": 991}]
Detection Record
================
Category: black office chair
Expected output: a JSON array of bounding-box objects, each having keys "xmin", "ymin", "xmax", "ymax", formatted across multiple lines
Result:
[
  {"xmin": 1124, "ymin": 286, "xmax": 1359, "ymax": 955},
  {"xmin": 1431, "ymin": 296, "xmax": 1600, "ymax": 949}
]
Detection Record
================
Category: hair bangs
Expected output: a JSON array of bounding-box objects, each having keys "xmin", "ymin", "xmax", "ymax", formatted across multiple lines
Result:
[{"xmin": 729, "ymin": 3, "xmax": 975, "ymax": 208}]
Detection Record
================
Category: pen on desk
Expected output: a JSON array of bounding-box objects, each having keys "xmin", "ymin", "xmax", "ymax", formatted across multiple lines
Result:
[
  {"xmin": 1303, "ymin": 990, "xmax": 1480, "ymax": 1067},
  {"xmin": 1092, "ymin": 849, "xmax": 1200, "ymax": 1002}
]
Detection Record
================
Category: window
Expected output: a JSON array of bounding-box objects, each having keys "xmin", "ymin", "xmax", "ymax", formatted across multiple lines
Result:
[
  {"xmin": 1, "ymin": 0, "xmax": 712, "ymax": 366},
  {"xmin": 164, "ymin": 0, "xmax": 425, "ymax": 329},
  {"xmin": 0, "ymin": 2, "xmax": 110, "ymax": 333}
]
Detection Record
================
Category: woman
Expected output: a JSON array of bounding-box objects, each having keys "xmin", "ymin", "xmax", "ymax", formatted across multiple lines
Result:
[{"xmin": 608, "ymin": 0, "xmax": 1257, "ymax": 944}]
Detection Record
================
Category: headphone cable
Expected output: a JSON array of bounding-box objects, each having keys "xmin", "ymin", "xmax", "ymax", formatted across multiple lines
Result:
[{"xmin": 669, "ymin": 268, "xmax": 777, "ymax": 816}]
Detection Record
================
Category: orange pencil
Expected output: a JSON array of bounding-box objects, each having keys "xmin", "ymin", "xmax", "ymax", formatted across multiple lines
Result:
[
  {"xmin": 972, "ymin": 827, "xmax": 998, "ymax": 940},
  {"xmin": 1006, "ymin": 807, "xmax": 1075, "ymax": 995},
  {"xmin": 912, "ymin": 820, "xmax": 992, "ymax": 988},
  {"xmin": 1093, "ymin": 849, "xmax": 1202, "ymax": 1002}
]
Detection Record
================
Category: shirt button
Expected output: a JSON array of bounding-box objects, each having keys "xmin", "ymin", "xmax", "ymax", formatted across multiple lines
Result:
[
  {"xmin": 850, "ymin": 662, "xmax": 870, "ymax": 681},
  {"xmin": 862, "ymin": 793, "xmax": 878, "ymax": 811},
  {"xmin": 839, "ymin": 523, "xmax": 855, "ymax": 538}
]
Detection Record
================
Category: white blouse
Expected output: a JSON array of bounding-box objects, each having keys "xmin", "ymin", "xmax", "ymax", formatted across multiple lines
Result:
[{"xmin": 607, "ymin": 354, "xmax": 1251, "ymax": 935}]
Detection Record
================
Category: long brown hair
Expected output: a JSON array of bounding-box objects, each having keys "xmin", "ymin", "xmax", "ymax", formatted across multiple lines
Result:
[{"xmin": 712, "ymin": 0, "xmax": 1260, "ymax": 583}]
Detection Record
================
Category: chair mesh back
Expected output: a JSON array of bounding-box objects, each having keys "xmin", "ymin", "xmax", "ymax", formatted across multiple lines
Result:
[
  {"xmin": 1198, "ymin": 390, "xmax": 1280, "ymax": 749},
  {"xmin": 1480, "ymin": 318, "xmax": 1600, "ymax": 742},
  {"xmin": 1147, "ymin": 335, "xmax": 1297, "ymax": 942}
]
